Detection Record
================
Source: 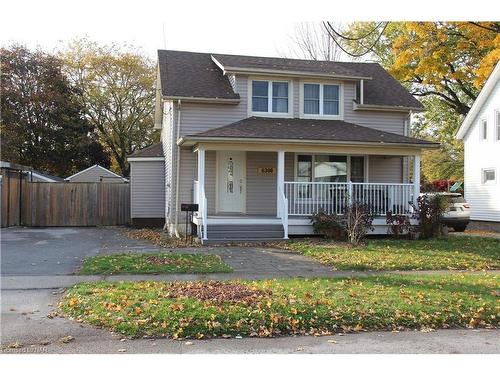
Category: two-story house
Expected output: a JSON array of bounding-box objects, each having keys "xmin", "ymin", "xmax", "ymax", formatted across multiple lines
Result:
[
  {"xmin": 456, "ymin": 61, "xmax": 500, "ymax": 223},
  {"xmin": 128, "ymin": 50, "xmax": 438, "ymax": 244}
]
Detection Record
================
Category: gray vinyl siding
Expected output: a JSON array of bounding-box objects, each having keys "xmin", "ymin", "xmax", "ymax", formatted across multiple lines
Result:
[
  {"xmin": 368, "ymin": 156, "xmax": 404, "ymax": 183},
  {"xmin": 343, "ymin": 82, "xmax": 408, "ymax": 134},
  {"xmin": 163, "ymin": 74, "xmax": 412, "ymax": 228},
  {"xmin": 130, "ymin": 161, "xmax": 165, "ymax": 218},
  {"xmin": 246, "ymin": 152, "xmax": 277, "ymax": 215}
]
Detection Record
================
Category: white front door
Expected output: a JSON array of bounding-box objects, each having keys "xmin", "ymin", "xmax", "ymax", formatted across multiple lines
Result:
[{"xmin": 217, "ymin": 151, "xmax": 246, "ymax": 213}]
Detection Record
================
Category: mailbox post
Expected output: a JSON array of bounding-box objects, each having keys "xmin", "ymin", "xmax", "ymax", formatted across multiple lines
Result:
[{"xmin": 180, "ymin": 203, "xmax": 199, "ymax": 244}]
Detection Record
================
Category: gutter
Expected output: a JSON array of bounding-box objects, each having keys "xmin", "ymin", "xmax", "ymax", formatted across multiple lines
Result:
[
  {"xmin": 173, "ymin": 99, "xmax": 182, "ymax": 238},
  {"xmin": 353, "ymin": 101, "xmax": 425, "ymax": 113},
  {"xmin": 177, "ymin": 136, "xmax": 440, "ymax": 149},
  {"xmin": 163, "ymin": 95, "xmax": 240, "ymax": 104}
]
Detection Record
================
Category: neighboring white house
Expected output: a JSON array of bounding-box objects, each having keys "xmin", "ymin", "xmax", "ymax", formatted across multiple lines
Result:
[
  {"xmin": 65, "ymin": 165, "xmax": 128, "ymax": 183},
  {"xmin": 456, "ymin": 61, "xmax": 500, "ymax": 222}
]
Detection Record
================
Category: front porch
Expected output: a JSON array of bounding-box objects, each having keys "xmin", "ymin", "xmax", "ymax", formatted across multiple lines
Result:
[{"xmin": 192, "ymin": 147, "xmax": 420, "ymax": 243}]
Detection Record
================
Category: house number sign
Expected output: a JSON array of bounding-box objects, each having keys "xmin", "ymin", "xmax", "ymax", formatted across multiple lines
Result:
[{"xmin": 257, "ymin": 167, "xmax": 276, "ymax": 175}]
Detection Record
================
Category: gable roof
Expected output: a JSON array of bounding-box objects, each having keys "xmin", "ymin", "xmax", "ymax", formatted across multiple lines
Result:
[
  {"xmin": 158, "ymin": 50, "xmax": 423, "ymax": 110},
  {"xmin": 128, "ymin": 143, "xmax": 164, "ymax": 158},
  {"xmin": 179, "ymin": 117, "xmax": 438, "ymax": 148},
  {"xmin": 456, "ymin": 60, "xmax": 500, "ymax": 139},
  {"xmin": 65, "ymin": 165, "xmax": 127, "ymax": 182}
]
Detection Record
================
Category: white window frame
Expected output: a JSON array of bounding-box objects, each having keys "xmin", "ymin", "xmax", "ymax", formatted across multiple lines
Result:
[
  {"xmin": 495, "ymin": 109, "xmax": 500, "ymax": 142},
  {"xmin": 293, "ymin": 153, "xmax": 367, "ymax": 183},
  {"xmin": 482, "ymin": 168, "xmax": 496, "ymax": 185},
  {"xmin": 247, "ymin": 78, "xmax": 293, "ymax": 118},
  {"xmin": 299, "ymin": 80, "xmax": 344, "ymax": 120},
  {"xmin": 480, "ymin": 118, "xmax": 488, "ymax": 141}
]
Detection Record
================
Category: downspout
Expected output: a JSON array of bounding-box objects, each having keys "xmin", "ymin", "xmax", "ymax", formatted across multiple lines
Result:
[{"xmin": 173, "ymin": 99, "xmax": 182, "ymax": 237}]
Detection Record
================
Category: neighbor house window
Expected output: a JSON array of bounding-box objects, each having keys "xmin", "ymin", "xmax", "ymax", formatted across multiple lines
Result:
[
  {"xmin": 496, "ymin": 110, "xmax": 500, "ymax": 141},
  {"xmin": 303, "ymin": 83, "xmax": 340, "ymax": 116},
  {"xmin": 482, "ymin": 168, "xmax": 496, "ymax": 184},
  {"xmin": 251, "ymin": 80, "xmax": 289, "ymax": 114},
  {"xmin": 481, "ymin": 119, "xmax": 488, "ymax": 140}
]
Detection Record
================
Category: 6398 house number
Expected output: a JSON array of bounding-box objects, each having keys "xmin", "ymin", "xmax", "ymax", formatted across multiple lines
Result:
[{"xmin": 257, "ymin": 167, "xmax": 276, "ymax": 175}]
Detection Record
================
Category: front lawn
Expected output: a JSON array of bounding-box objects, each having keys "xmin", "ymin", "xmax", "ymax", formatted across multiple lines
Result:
[
  {"xmin": 286, "ymin": 236, "xmax": 500, "ymax": 271},
  {"xmin": 79, "ymin": 253, "xmax": 232, "ymax": 275},
  {"xmin": 60, "ymin": 274, "xmax": 499, "ymax": 338}
]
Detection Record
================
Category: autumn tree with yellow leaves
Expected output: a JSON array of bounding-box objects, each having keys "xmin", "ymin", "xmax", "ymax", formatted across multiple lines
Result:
[{"xmin": 340, "ymin": 22, "xmax": 500, "ymax": 181}]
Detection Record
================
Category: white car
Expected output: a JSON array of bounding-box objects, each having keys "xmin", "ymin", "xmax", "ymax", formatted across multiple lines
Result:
[{"xmin": 422, "ymin": 192, "xmax": 470, "ymax": 232}]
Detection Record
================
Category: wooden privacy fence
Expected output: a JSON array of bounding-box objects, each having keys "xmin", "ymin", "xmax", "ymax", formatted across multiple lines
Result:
[{"xmin": 1, "ymin": 181, "xmax": 130, "ymax": 227}]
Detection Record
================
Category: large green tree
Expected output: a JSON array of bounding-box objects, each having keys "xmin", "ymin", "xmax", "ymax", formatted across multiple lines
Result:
[
  {"xmin": 1, "ymin": 46, "xmax": 109, "ymax": 176},
  {"xmin": 62, "ymin": 39, "xmax": 158, "ymax": 176}
]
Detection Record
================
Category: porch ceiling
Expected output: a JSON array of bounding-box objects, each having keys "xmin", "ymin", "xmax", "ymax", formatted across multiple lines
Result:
[{"xmin": 178, "ymin": 117, "xmax": 439, "ymax": 153}]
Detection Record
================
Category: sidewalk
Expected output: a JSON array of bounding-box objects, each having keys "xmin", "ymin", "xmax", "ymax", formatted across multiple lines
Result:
[{"xmin": 3, "ymin": 269, "xmax": 498, "ymax": 290}]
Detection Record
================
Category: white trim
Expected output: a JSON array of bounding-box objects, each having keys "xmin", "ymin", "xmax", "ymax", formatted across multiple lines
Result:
[
  {"xmin": 64, "ymin": 165, "xmax": 127, "ymax": 182},
  {"xmin": 127, "ymin": 157, "xmax": 165, "ymax": 162},
  {"xmin": 179, "ymin": 136, "xmax": 438, "ymax": 149},
  {"xmin": 496, "ymin": 109, "xmax": 500, "ymax": 142},
  {"xmin": 360, "ymin": 79, "xmax": 364, "ymax": 105},
  {"xmin": 298, "ymin": 80, "xmax": 344, "ymax": 120},
  {"xmin": 247, "ymin": 77, "xmax": 293, "ymax": 118},
  {"xmin": 162, "ymin": 95, "xmax": 240, "ymax": 104},
  {"xmin": 352, "ymin": 102, "xmax": 424, "ymax": 112},
  {"xmin": 457, "ymin": 61, "xmax": 500, "ymax": 139},
  {"xmin": 480, "ymin": 118, "xmax": 488, "ymax": 141}
]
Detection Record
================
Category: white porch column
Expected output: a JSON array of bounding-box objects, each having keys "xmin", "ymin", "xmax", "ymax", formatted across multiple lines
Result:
[
  {"xmin": 197, "ymin": 146, "xmax": 207, "ymax": 240},
  {"xmin": 197, "ymin": 146, "xmax": 205, "ymax": 202},
  {"xmin": 277, "ymin": 150, "xmax": 285, "ymax": 218},
  {"xmin": 413, "ymin": 153, "xmax": 421, "ymax": 206}
]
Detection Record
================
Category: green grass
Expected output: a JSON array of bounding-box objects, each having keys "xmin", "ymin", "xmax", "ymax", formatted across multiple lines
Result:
[
  {"xmin": 59, "ymin": 274, "xmax": 499, "ymax": 338},
  {"xmin": 287, "ymin": 236, "xmax": 500, "ymax": 271},
  {"xmin": 79, "ymin": 253, "xmax": 232, "ymax": 275}
]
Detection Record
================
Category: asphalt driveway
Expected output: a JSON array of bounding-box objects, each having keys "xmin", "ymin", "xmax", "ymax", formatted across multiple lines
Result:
[
  {"xmin": 0, "ymin": 227, "xmax": 162, "ymax": 276},
  {"xmin": 0, "ymin": 227, "xmax": 335, "ymax": 278}
]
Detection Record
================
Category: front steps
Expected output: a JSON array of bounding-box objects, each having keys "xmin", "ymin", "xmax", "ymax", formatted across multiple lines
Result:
[{"xmin": 202, "ymin": 224, "xmax": 285, "ymax": 245}]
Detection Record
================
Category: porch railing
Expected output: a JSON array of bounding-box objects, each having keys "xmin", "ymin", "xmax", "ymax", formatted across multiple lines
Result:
[{"xmin": 284, "ymin": 182, "xmax": 414, "ymax": 216}]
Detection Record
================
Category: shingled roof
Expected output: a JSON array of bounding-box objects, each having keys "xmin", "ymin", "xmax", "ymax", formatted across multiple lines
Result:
[
  {"xmin": 182, "ymin": 117, "xmax": 438, "ymax": 147},
  {"xmin": 158, "ymin": 50, "xmax": 423, "ymax": 109},
  {"xmin": 128, "ymin": 143, "xmax": 164, "ymax": 158}
]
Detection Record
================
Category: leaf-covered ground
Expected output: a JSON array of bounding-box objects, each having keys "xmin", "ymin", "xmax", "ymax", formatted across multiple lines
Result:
[
  {"xmin": 79, "ymin": 253, "xmax": 232, "ymax": 275},
  {"xmin": 60, "ymin": 274, "xmax": 499, "ymax": 339},
  {"xmin": 126, "ymin": 229, "xmax": 200, "ymax": 248},
  {"xmin": 286, "ymin": 236, "xmax": 500, "ymax": 271}
]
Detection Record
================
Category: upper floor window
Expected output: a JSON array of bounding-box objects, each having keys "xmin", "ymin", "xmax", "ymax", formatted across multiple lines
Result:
[
  {"xmin": 251, "ymin": 80, "xmax": 289, "ymax": 114},
  {"xmin": 303, "ymin": 83, "xmax": 340, "ymax": 117},
  {"xmin": 481, "ymin": 119, "xmax": 488, "ymax": 140}
]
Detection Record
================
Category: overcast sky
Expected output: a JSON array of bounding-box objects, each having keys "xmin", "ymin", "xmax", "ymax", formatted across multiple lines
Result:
[{"xmin": 0, "ymin": 0, "xmax": 491, "ymax": 60}]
